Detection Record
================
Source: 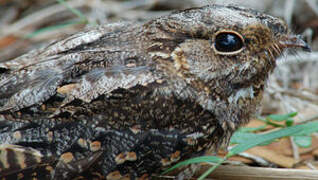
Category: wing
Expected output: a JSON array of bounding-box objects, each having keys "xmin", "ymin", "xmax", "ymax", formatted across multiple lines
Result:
[{"xmin": 0, "ymin": 22, "xmax": 159, "ymax": 113}]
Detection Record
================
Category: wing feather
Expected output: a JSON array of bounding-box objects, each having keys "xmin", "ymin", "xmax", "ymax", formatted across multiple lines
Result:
[{"xmin": 0, "ymin": 22, "xmax": 157, "ymax": 112}]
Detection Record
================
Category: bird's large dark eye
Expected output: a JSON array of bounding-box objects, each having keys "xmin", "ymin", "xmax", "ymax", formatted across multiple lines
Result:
[{"xmin": 213, "ymin": 31, "xmax": 244, "ymax": 55}]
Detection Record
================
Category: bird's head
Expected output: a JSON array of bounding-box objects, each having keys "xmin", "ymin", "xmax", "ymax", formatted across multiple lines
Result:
[{"xmin": 145, "ymin": 4, "xmax": 310, "ymax": 102}]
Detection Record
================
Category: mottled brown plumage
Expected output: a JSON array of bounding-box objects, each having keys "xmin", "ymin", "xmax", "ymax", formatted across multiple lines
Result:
[{"xmin": 0, "ymin": 4, "xmax": 309, "ymax": 180}]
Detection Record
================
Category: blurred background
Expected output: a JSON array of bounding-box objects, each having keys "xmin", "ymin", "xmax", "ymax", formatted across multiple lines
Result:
[{"xmin": 0, "ymin": 0, "xmax": 318, "ymax": 175}]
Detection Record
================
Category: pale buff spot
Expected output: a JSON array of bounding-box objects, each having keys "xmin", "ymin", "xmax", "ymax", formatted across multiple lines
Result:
[
  {"xmin": 170, "ymin": 151, "xmax": 181, "ymax": 162},
  {"xmin": 106, "ymin": 171, "xmax": 122, "ymax": 180},
  {"xmin": 60, "ymin": 152, "xmax": 74, "ymax": 163},
  {"xmin": 160, "ymin": 158, "xmax": 171, "ymax": 166},
  {"xmin": 171, "ymin": 47, "xmax": 189, "ymax": 71},
  {"xmin": 47, "ymin": 131, "xmax": 53, "ymax": 142},
  {"xmin": 177, "ymin": 72, "xmax": 184, "ymax": 78},
  {"xmin": 57, "ymin": 84, "xmax": 77, "ymax": 94},
  {"xmin": 184, "ymin": 137, "xmax": 197, "ymax": 146},
  {"xmin": 126, "ymin": 152, "xmax": 137, "ymax": 161},
  {"xmin": 115, "ymin": 152, "xmax": 126, "ymax": 165},
  {"xmin": 115, "ymin": 151, "xmax": 137, "ymax": 165},
  {"xmin": 90, "ymin": 141, "xmax": 101, "ymax": 152},
  {"xmin": 229, "ymin": 121, "xmax": 236, "ymax": 130},
  {"xmin": 149, "ymin": 52, "xmax": 170, "ymax": 59},
  {"xmin": 113, "ymin": 112, "xmax": 119, "ymax": 118},
  {"xmin": 222, "ymin": 121, "xmax": 227, "ymax": 130},
  {"xmin": 77, "ymin": 138, "xmax": 87, "ymax": 148},
  {"xmin": 13, "ymin": 131, "xmax": 22, "ymax": 140},
  {"xmin": 173, "ymin": 59, "xmax": 181, "ymax": 70},
  {"xmin": 126, "ymin": 63, "xmax": 136, "ymax": 68},
  {"xmin": 204, "ymin": 87, "xmax": 210, "ymax": 94},
  {"xmin": 34, "ymin": 152, "xmax": 42, "ymax": 163},
  {"xmin": 156, "ymin": 79, "xmax": 164, "ymax": 84},
  {"xmin": 130, "ymin": 125, "xmax": 141, "ymax": 134}
]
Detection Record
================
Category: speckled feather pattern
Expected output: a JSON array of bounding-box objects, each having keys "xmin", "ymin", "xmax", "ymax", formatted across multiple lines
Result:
[{"xmin": 0, "ymin": 4, "xmax": 300, "ymax": 180}]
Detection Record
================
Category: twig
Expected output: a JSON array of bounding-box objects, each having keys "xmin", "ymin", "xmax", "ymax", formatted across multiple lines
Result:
[
  {"xmin": 237, "ymin": 152, "xmax": 274, "ymax": 167},
  {"xmin": 298, "ymin": 114, "xmax": 318, "ymax": 123},
  {"xmin": 306, "ymin": 162, "xmax": 318, "ymax": 170},
  {"xmin": 280, "ymin": 90, "xmax": 318, "ymax": 106},
  {"xmin": 196, "ymin": 164, "xmax": 318, "ymax": 180},
  {"xmin": 290, "ymin": 136, "xmax": 300, "ymax": 161}
]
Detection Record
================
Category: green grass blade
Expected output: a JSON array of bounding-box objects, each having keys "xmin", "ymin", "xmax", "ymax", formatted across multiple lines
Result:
[
  {"xmin": 228, "ymin": 124, "xmax": 303, "ymax": 157},
  {"xmin": 267, "ymin": 112, "xmax": 297, "ymax": 122},
  {"xmin": 162, "ymin": 156, "xmax": 222, "ymax": 175},
  {"xmin": 197, "ymin": 158, "xmax": 225, "ymax": 180},
  {"xmin": 294, "ymin": 121, "xmax": 318, "ymax": 135},
  {"xmin": 198, "ymin": 124, "xmax": 304, "ymax": 179},
  {"xmin": 293, "ymin": 135, "xmax": 312, "ymax": 148},
  {"xmin": 236, "ymin": 125, "xmax": 266, "ymax": 133},
  {"xmin": 56, "ymin": 0, "xmax": 87, "ymax": 21},
  {"xmin": 230, "ymin": 131, "xmax": 274, "ymax": 146}
]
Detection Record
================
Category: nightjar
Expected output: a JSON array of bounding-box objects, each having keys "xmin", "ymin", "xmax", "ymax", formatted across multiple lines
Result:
[{"xmin": 0, "ymin": 4, "xmax": 310, "ymax": 180}]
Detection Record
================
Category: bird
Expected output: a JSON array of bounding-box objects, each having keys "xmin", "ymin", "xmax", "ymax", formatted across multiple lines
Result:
[{"xmin": 0, "ymin": 4, "xmax": 310, "ymax": 180}]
